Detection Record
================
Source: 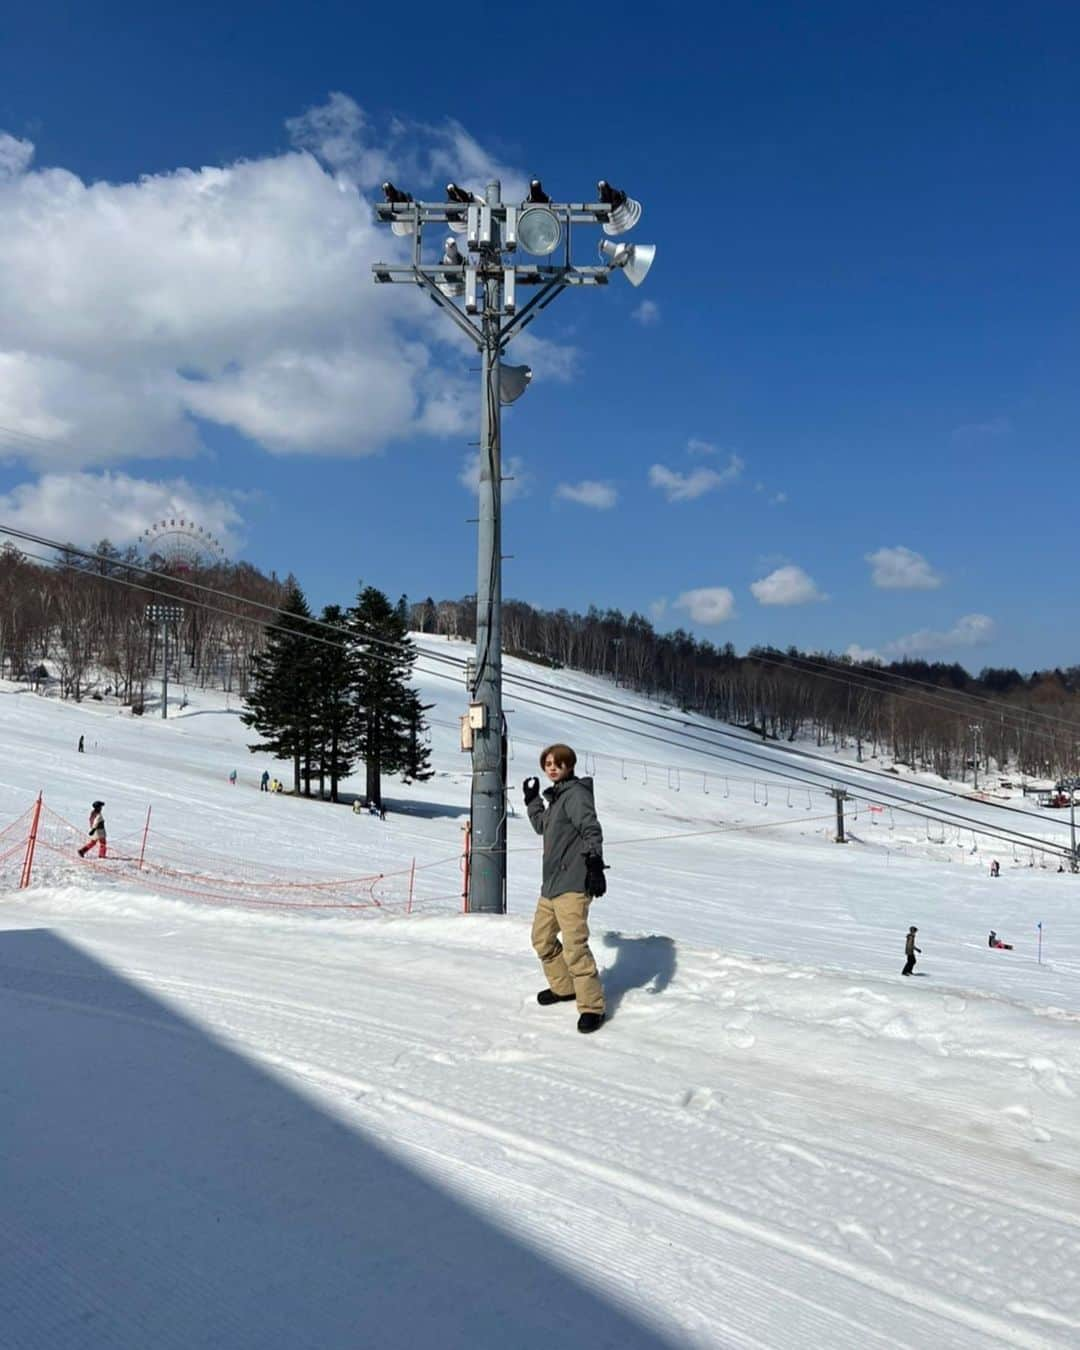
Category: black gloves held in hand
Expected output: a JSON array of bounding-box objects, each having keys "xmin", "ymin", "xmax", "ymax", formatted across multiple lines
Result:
[
  {"xmin": 584, "ymin": 854, "xmax": 608, "ymax": 899},
  {"xmin": 523, "ymin": 777, "xmax": 541, "ymax": 805}
]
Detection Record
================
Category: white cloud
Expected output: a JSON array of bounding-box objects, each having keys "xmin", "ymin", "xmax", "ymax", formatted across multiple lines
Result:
[
  {"xmin": 845, "ymin": 643, "xmax": 882, "ymax": 663},
  {"xmin": 555, "ymin": 480, "xmax": 617, "ymax": 509},
  {"xmin": 0, "ymin": 97, "xmax": 565, "ymax": 472},
  {"xmin": 513, "ymin": 331, "xmax": 578, "ymax": 383},
  {"xmin": 459, "ymin": 451, "xmax": 530, "ymax": 503},
  {"xmin": 674, "ymin": 586, "xmax": 736, "ymax": 625},
  {"xmin": 0, "ymin": 471, "xmax": 246, "ymax": 553},
  {"xmin": 866, "ymin": 545, "xmax": 942, "ymax": 590},
  {"xmin": 649, "ymin": 597, "xmax": 668, "ymax": 622},
  {"xmin": 770, "ymin": 491, "xmax": 787, "ymax": 505},
  {"xmin": 886, "ymin": 613, "xmax": 996, "ymax": 658},
  {"xmin": 632, "ymin": 300, "xmax": 660, "ymax": 326},
  {"xmin": 0, "ymin": 133, "xmax": 34, "ymax": 180},
  {"xmin": 749, "ymin": 565, "xmax": 825, "ymax": 606},
  {"xmin": 649, "ymin": 454, "xmax": 743, "ymax": 502}
]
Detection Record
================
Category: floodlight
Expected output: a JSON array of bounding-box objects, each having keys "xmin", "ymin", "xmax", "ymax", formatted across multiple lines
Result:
[
  {"xmin": 597, "ymin": 180, "xmax": 642, "ymax": 236},
  {"xmin": 527, "ymin": 179, "xmax": 551, "ymax": 204},
  {"xmin": 438, "ymin": 237, "xmax": 465, "ymax": 298},
  {"xmin": 498, "ymin": 364, "xmax": 532, "ymax": 405},
  {"xmin": 447, "ymin": 182, "xmax": 482, "ymax": 233},
  {"xmin": 517, "ymin": 206, "xmax": 561, "ymax": 256},
  {"xmin": 382, "ymin": 181, "xmax": 415, "ymax": 237},
  {"xmin": 598, "ymin": 239, "xmax": 656, "ymax": 287}
]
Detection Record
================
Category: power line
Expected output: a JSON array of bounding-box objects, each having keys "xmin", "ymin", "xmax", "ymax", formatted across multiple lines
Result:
[{"xmin": 4, "ymin": 524, "xmax": 1072, "ymax": 855}]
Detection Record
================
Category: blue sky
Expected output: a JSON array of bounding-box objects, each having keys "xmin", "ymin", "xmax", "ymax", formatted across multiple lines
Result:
[{"xmin": 0, "ymin": 1, "xmax": 1077, "ymax": 670}]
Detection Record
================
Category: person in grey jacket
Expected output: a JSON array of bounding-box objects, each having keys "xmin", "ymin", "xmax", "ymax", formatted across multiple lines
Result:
[{"xmin": 524, "ymin": 742, "xmax": 607, "ymax": 1033}]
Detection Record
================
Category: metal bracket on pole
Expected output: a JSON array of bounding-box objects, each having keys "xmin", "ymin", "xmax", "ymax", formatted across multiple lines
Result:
[
  {"xmin": 411, "ymin": 270, "xmax": 484, "ymax": 347},
  {"xmin": 498, "ymin": 279, "xmax": 567, "ymax": 348}
]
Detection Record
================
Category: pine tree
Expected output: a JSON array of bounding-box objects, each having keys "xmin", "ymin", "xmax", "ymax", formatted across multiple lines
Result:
[
  {"xmin": 346, "ymin": 587, "xmax": 433, "ymax": 810},
  {"xmin": 241, "ymin": 581, "xmax": 318, "ymax": 793},
  {"xmin": 311, "ymin": 604, "xmax": 359, "ymax": 802}
]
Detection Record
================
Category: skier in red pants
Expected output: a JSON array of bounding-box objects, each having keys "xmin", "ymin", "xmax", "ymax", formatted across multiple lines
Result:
[{"xmin": 78, "ymin": 801, "xmax": 107, "ymax": 858}]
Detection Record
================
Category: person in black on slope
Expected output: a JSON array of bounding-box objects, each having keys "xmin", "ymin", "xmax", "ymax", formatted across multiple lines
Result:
[{"xmin": 902, "ymin": 926, "xmax": 921, "ymax": 976}]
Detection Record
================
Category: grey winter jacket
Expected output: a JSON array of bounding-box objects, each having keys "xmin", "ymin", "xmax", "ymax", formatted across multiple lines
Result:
[{"xmin": 527, "ymin": 775, "xmax": 604, "ymax": 899}]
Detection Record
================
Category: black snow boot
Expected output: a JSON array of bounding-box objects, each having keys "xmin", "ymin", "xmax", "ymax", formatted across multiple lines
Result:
[
  {"xmin": 537, "ymin": 989, "xmax": 576, "ymax": 1006},
  {"xmin": 577, "ymin": 1013, "xmax": 605, "ymax": 1034}
]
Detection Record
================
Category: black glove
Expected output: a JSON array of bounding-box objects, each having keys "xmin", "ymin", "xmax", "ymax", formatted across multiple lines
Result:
[
  {"xmin": 523, "ymin": 777, "xmax": 540, "ymax": 805},
  {"xmin": 584, "ymin": 854, "xmax": 607, "ymax": 899}
]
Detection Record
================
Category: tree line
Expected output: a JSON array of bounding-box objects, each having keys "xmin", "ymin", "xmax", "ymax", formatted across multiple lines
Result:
[
  {"xmin": 0, "ymin": 540, "xmax": 285, "ymax": 705},
  {"xmin": 410, "ymin": 593, "xmax": 1080, "ymax": 783},
  {"xmin": 0, "ymin": 543, "xmax": 433, "ymax": 808}
]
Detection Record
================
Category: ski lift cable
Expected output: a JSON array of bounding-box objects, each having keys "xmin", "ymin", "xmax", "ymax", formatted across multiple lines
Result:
[{"xmin": 11, "ymin": 529, "xmax": 1073, "ymax": 851}]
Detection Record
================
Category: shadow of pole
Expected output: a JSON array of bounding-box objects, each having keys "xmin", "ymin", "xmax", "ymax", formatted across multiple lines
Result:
[
  {"xmin": 601, "ymin": 932, "xmax": 678, "ymax": 1020},
  {"xmin": 1, "ymin": 929, "xmax": 679, "ymax": 1350}
]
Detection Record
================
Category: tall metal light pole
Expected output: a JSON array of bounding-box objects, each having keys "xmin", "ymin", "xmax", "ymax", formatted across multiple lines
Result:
[
  {"xmin": 145, "ymin": 603, "xmax": 183, "ymax": 718},
  {"xmin": 374, "ymin": 176, "xmax": 655, "ymax": 913}
]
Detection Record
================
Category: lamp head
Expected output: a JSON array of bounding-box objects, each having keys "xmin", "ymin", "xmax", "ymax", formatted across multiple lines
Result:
[
  {"xmin": 438, "ymin": 236, "xmax": 466, "ymax": 297},
  {"xmin": 598, "ymin": 238, "xmax": 656, "ymax": 287},
  {"xmin": 527, "ymin": 179, "xmax": 551, "ymax": 204},
  {"xmin": 382, "ymin": 181, "xmax": 416, "ymax": 236},
  {"xmin": 597, "ymin": 180, "xmax": 642, "ymax": 236},
  {"xmin": 498, "ymin": 363, "xmax": 533, "ymax": 405},
  {"xmin": 517, "ymin": 205, "xmax": 561, "ymax": 257}
]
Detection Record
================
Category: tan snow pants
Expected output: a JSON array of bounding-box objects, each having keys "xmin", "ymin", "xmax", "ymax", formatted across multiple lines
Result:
[{"xmin": 531, "ymin": 891, "xmax": 605, "ymax": 1015}]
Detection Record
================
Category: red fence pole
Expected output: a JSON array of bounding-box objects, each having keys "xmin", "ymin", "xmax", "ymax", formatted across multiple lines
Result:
[
  {"xmin": 19, "ymin": 793, "xmax": 43, "ymax": 889},
  {"xmin": 138, "ymin": 805, "xmax": 152, "ymax": 871}
]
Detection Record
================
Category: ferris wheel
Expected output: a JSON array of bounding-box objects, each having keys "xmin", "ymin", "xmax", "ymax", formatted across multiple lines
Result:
[{"xmin": 139, "ymin": 517, "xmax": 227, "ymax": 575}]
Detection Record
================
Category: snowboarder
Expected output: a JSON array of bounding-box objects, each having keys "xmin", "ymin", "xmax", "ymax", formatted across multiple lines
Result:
[
  {"xmin": 228, "ymin": 769, "xmax": 237, "ymax": 786},
  {"xmin": 902, "ymin": 925, "xmax": 921, "ymax": 976},
  {"xmin": 77, "ymin": 734, "xmax": 84, "ymax": 753},
  {"xmin": 260, "ymin": 770, "xmax": 270, "ymax": 792},
  {"xmin": 525, "ymin": 742, "xmax": 608, "ymax": 1034},
  {"xmin": 988, "ymin": 931, "xmax": 1013, "ymax": 950},
  {"xmin": 77, "ymin": 801, "xmax": 107, "ymax": 859},
  {"xmin": 989, "ymin": 859, "xmax": 1000, "ymax": 877}
]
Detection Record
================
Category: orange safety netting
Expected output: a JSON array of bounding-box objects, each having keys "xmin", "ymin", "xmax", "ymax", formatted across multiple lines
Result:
[{"xmin": 6, "ymin": 797, "xmax": 466, "ymax": 918}]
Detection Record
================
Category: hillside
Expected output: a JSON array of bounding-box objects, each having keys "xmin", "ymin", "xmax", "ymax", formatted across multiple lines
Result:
[{"xmin": 2, "ymin": 638, "xmax": 1079, "ymax": 1348}]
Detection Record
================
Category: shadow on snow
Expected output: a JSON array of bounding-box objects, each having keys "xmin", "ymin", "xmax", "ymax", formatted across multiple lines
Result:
[{"xmin": 1, "ymin": 928, "xmax": 677, "ymax": 1350}]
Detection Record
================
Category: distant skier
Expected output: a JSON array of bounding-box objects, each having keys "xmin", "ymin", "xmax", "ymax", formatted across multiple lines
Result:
[
  {"xmin": 77, "ymin": 734, "xmax": 84, "ymax": 753},
  {"xmin": 77, "ymin": 801, "xmax": 107, "ymax": 859},
  {"xmin": 260, "ymin": 770, "xmax": 270, "ymax": 792},
  {"xmin": 989, "ymin": 859, "xmax": 1000, "ymax": 878},
  {"xmin": 902, "ymin": 925, "xmax": 921, "ymax": 976},
  {"xmin": 525, "ymin": 742, "xmax": 608, "ymax": 1034},
  {"xmin": 988, "ymin": 930, "xmax": 1013, "ymax": 950},
  {"xmin": 228, "ymin": 769, "xmax": 237, "ymax": 786}
]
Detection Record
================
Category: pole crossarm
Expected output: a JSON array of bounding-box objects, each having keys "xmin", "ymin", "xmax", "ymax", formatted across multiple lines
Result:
[{"xmin": 375, "ymin": 200, "xmax": 618, "ymax": 229}]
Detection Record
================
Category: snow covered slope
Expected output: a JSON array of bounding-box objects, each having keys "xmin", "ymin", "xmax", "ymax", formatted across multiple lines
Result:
[{"xmin": 2, "ymin": 646, "xmax": 1079, "ymax": 1348}]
